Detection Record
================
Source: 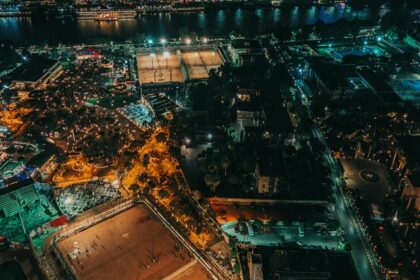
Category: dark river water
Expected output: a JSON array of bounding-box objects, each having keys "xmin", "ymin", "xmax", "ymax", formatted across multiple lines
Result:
[{"xmin": 0, "ymin": 4, "xmax": 383, "ymax": 46}]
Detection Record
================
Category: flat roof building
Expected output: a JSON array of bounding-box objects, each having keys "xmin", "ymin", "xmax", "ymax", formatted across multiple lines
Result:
[
  {"xmin": 6, "ymin": 56, "xmax": 61, "ymax": 90},
  {"xmin": 249, "ymin": 247, "xmax": 358, "ymax": 280}
]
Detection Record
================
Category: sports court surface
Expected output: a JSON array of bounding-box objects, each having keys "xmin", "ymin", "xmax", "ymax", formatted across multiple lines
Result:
[
  {"xmin": 181, "ymin": 50, "xmax": 223, "ymax": 80},
  {"xmin": 137, "ymin": 53, "xmax": 184, "ymax": 84},
  {"xmin": 56, "ymin": 204, "xmax": 198, "ymax": 280},
  {"xmin": 318, "ymin": 44, "xmax": 389, "ymax": 61}
]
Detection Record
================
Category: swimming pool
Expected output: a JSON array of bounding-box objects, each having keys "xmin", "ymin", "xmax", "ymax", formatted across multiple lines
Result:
[{"xmin": 401, "ymin": 80, "xmax": 420, "ymax": 91}]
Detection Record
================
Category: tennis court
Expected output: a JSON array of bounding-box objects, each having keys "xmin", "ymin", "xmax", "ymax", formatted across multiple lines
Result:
[
  {"xmin": 181, "ymin": 50, "xmax": 223, "ymax": 80},
  {"xmin": 137, "ymin": 52, "xmax": 184, "ymax": 84}
]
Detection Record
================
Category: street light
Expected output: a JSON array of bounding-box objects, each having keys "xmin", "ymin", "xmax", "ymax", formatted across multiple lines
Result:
[
  {"xmin": 185, "ymin": 38, "xmax": 192, "ymax": 45},
  {"xmin": 148, "ymin": 39, "xmax": 154, "ymax": 45},
  {"xmin": 160, "ymin": 38, "xmax": 166, "ymax": 44},
  {"xmin": 202, "ymin": 37, "xmax": 208, "ymax": 44}
]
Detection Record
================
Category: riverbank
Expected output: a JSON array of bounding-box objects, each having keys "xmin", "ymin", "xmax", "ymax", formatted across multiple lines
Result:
[{"xmin": 0, "ymin": 5, "xmax": 377, "ymax": 46}]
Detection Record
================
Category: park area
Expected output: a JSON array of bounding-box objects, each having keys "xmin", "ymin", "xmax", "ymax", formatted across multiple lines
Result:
[
  {"xmin": 55, "ymin": 204, "xmax": 205, "ymax": 280},
  {"xmin": 137, "ymin": 52, "xmax": 184, "ymax": 84},
  {"xmin": 181, "ymin": 50, "xmax": 223, "ymax": 80}
]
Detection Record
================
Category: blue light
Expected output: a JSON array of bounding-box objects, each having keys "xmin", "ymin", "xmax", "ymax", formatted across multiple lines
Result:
[{"xmin": 147, "ymin": 39, "xmax": 153, "ymax": 44}]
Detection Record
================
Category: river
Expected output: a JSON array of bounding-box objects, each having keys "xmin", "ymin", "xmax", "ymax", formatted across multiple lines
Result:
[{"xmin": 0, "ymin": 5, "xmax": 382, "ymax": 46}]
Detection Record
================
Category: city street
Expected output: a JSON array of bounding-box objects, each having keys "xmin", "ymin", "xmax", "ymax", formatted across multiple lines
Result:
[
  {"xmin": 289, "ymin": 61, "xmax": 383, "ymax": 279},
  {"xmin": 313, "ymin": 127, "xmax": 383, "ymax": 280}
]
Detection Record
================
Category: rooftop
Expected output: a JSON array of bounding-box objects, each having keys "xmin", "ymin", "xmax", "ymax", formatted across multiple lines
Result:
[
  {"xmin": 236, "ymin": 94, "xmax": 263, "ymax": 113},
  {"xmin": 230, "ymin": 39, "xmax": 262, "ymax": 51},
  {"xmin": 357, "ymin": 69, "xmax": 402, "ymax": 104},
  {"xmin": 7, "ymin": 55, "xmax": 57, "ymax": 83},
  {"xmin": 309, "ymin": 61, "xmax": 358, "ymax": 91},
  {"xmin": 254, "ymin": 247, "xmax": 358, "ymax": 280},
  {"xmin": 397, "ymin": 135, "xmax": 420, "ymax": 168},
  {"xmin": 257, "ymin": 147, "xmax": 286, "ymax": 178},
  {"xmin": 407, "ymin": 170, "xmax": 420, "ymax": 188}
]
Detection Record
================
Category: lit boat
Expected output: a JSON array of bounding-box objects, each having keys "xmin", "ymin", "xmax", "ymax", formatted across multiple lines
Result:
[{"xmin": 77, "ymin": 9, "xmax": 137, "ymax": 21}]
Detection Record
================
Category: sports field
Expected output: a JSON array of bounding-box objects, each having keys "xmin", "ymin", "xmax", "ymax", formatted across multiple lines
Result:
[
  {"xmin": 137, "ymin": 53, "xmax": 184, "ymax": 84},
  {"xmin": 56, "ymin": 204, "xmax": 195, "ymax": 280},
  {"xmin": 318, "ymin": 44, "xmax": 389, "ymax": 61},
  {"xmin": 181, "ymin": 50, "xmax": 223, "ymax": 80}
]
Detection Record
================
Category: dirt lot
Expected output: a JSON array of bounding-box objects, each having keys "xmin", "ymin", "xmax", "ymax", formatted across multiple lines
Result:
[{"xmin": 56, "ymin": 204, "xmax": 195, "ymax": 280}]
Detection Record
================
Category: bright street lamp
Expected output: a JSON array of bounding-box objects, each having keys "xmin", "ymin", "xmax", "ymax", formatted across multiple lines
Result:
[{"xmin": 160, "ymin": 38, "xmax": 166, "ymax": 44}]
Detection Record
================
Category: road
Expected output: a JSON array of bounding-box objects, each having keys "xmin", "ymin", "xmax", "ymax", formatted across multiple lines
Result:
[
  {"xmin": 142, "ymin": 197, "xmax": 231, "ymax": 280},
  {"xmin": 313, "ymin": 127, "xmax": 383, "ymax": 280},
  {"xmin": 288, "ymin": 61, "xmax": 383, "ymax": 280}
]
